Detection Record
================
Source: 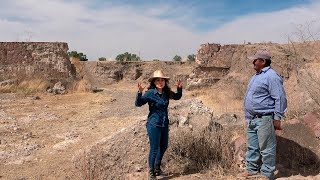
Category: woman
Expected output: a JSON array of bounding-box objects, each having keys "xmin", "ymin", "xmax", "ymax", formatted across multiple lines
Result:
[{"xmin": 135, "ymin": 70, "xmax": 182, "ymax": 180}]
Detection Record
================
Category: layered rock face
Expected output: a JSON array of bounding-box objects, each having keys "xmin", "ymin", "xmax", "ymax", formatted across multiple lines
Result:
[
  {"xmin": 0, "ymin": 42, "xmax": 75, "ymax": 82},
  {"xmin": 190, "ymin": 41, "xmax": 320, "ymax": 113},
  {"xmin": 77, "ymin": 61, "xmax": 194, "ymax": 86},
  {"xmin": 187, "ymin": 43, "xmax": 235, "ymax": 90},
  {"xmin": 191, "ymin": 41, "xmax": 320, "ymax": 87}
]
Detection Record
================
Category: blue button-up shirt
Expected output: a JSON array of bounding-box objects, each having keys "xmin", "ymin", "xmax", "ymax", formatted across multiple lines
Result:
[
  {"xmin": 135, "ymin": 87, "xmax": 182, "ymax": 127},
  {"xmin": 244, "ymin": 66, "xmax": 287, "ymax": 121}
]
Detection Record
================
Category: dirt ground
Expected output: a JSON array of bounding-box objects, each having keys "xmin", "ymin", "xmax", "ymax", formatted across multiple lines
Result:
[
  {"xmin": 0, "ymin": 82, "xmax": 149, "ymax": 180},
  {"xmin": 1, "ymin": 81, "xmax": 320, "ymax": 180}
]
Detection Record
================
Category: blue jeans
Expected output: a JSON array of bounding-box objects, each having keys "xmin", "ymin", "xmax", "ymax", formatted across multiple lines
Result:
[
  {"xmin": 246, "ymin": 115, "xmax": 276, "ymax": 179},
  {"xmin": 146, "ymin": 122, "xmax": 169, "ymax": 170}
]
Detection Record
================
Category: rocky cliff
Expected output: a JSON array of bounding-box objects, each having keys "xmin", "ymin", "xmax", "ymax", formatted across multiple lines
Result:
[
  {"xmin": 191, "ymin": 41, "xmax": 320, "ymax": 114},
  {"xmin": 0, "ymin": 42, "xmax": 75, "ymax": 82},
  {"xmin": 75, "ymin": 61, "xmax": 195, "ymax": 87}
]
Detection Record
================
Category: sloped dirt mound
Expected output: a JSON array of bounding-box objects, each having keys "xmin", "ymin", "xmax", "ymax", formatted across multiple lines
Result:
[
  {"xmin": 276, "ymin": 119, "xmax": 320, "ymax": 178},
  {"xmin": 71, "ymin": 98, "xmax": 320, "ymax": 180},
  {"xmin": 72, "ymin": 99, "xmax": 238, "ymax": 179},
  {"xmin": 72, "ymin": 120, "xmax": 149, "ymax": 180}
]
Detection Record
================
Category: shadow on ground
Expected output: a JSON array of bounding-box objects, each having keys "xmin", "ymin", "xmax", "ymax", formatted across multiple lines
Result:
[{"xmin": 276, "ymin": 136, "xmax": 320, "ymax": 178}]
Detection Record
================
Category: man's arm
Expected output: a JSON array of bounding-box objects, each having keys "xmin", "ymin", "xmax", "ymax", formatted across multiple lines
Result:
[{"xmin": 268, "ymin": 73, "xmax": 287, "ymax": 130}]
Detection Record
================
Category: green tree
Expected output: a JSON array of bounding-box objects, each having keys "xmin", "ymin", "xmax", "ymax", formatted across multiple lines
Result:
[
  {"xmin": 68, "ymin": 51, "xmax": 88, "ymax": 61},
  {"xmin": 116, "ymin": 52, "xmax": 141, "ymax": 62},
  {"xmin": 187, "ymin": 54, "xmax": 196, "ymax": 62},
  {"xmin": 173, "ymin": 55, "xmax": 182, "ymax": 62},
  {"xmin": 68, "ymin": 51, "xmax": 79, "ymax": 58},
  {"xmin": 99, "ymin": 57, "xmax": 107, "ymax": 61}
]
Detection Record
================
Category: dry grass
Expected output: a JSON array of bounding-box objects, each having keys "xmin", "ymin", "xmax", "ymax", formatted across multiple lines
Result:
[
  {"xmin": 190, "ymin": 88, "xmax": 244, "ymax": 114},
  {"xmin": 71, "ymin": 79, "xmax": 93, "ymax": 93},
  {"xmin": 0, "ymin": 79, "xmax": 51, "ymax": 94},
  {"xmin": 109, "ymin": 80, "xmax": 139, "ymax": 92},
  {"xmin": 165, "ymin": 128, "xmax": 234, "ymax": 175},
  {"xmin": 70, "ymin": 57, "xmax": 84, "ymax": 70},
  {"xmin": 71, "ymin": 146, "xmax": 107, "ymax": 180}
]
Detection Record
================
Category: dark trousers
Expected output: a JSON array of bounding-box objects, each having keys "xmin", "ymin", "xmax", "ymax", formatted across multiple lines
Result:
[{"xmin": 146, "ymin": 122, "xmax": 169, "ymax": 170}]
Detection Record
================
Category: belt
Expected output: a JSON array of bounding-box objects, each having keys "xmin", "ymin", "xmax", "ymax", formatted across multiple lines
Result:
[{"xmin": 253, "ymin": 113, "xmax": 273, "ymax": 119}]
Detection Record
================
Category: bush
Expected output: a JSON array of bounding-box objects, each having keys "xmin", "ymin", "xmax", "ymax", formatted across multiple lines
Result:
[
  {"xmin": 0, "ymin": 79, "xmax": 51, "ymax": 94},
  {"xmin": 116, "ymin": 52, "xmax": 141, "ymax": 62},
  {"xmin": 187, "ymin": 54, "xmax": 196, "ymax": 62},
  {"xmin": 98, "ymin": 57, "xmax": 107, "ymax": 61},
  {"xmin": 165, "ymin": 128, "xmax": 234, "ymax": 174},
  {"xmin": 72, "ymin": 147, "xmax": 107, "ymax": 180},
  {"xmin": 173, "ymin": 55, "xmax": 182, "ymax": 62},
  {"xmin": 68, "ymin": 51, "xmax": 88, "ymax": 61}
]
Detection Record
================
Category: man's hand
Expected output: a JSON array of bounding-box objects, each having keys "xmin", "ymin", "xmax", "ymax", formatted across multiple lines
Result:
[{"xmin": 273, "ymin": 120, "xmax": 282, "ymax": 130}]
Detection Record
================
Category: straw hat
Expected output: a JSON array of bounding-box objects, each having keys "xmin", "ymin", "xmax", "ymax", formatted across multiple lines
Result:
[{"xmin": 148, "ymin": 70, "xmax": 170, "ymax": 82}]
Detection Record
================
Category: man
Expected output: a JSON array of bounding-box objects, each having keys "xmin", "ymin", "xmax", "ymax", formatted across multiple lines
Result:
[{"xmin": 241, "ymin": 49, "xmax": 287, "ymax": 180}]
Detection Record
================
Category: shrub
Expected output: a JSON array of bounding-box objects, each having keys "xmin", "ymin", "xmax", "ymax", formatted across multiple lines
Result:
[
  {"xmin": 0, "ymin": 79, "xmax": 51, "ymax": 94},
  {"xmin": 72, "ymin": 147, "xmax": 107, "ymax": 180},
  {"xmin": 98, "ymin": 57, "xmax": 107, "ymax": 61},
  {"xmin": 173, "ymin": 55, "xmax": 182, "ymax": 62},
  {"xmin": 68, "ymin": 51, "xmax": 88, "ymax": 61},
  {"xmin": 187, "ymin": 54, "xmax": 196, "ymax": 62},
  {"xmin": 165, "ymin": 128, "xmax": 234, "ymax": 174},
  {"xmin": 116, "ymin": 52, "xmax": 141, "ymax": 62}
]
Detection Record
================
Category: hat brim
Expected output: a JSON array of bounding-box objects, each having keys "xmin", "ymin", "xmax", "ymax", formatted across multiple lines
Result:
[
  {"xmin": 148, "ymin": 77, "xmax": 170, "ymax": 82},
  {"xmin": 248, "ymin": 55, "xmax": 271, "ymax": 61},
  {"xmin": 248, "ymin": 55, "xmax": 258, "ymax": 61}
]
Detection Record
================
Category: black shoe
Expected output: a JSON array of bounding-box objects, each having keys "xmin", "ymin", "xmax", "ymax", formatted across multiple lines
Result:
[
  {"xmin": 148, "ymin": 169, "xmax": 156, "ymax": 180},
  {"xmin": 154, "ymin": 164, "xmax": 163, "ymax": 176},
  {"xmin": 154, "ymin": 169, "xmax": 163, "ymax": 176}
]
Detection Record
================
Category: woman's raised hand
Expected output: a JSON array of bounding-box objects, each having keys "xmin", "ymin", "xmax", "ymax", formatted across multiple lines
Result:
[
  {"xmin": 138, "ymin": 82, "xmax": 146, "ymax": 93},
  {"xmin": 176, "ymin": 79, "xmax": 183, "ymax": 88}
]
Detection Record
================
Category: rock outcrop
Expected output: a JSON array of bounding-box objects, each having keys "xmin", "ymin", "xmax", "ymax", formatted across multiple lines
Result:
[
  {"xmin": 187, "ymin": 43, "xmax": 235, "ymax": 90},
  {"xmin": 189, "ymin": 41, "xmax": 320, "ymax": 113},
  {"xmin": 189, "ymin": 41, "xmax": 320, "ymax": 87},
  {"xmin": 76, "ymin": 61, "xmax": 194, "ymax": 86},
  {"xmin": 0, "ymin": 42, "xmax": 75, "ymax": 82}
]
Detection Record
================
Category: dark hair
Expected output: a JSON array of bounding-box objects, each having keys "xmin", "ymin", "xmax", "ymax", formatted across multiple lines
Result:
[
  {"xmin": 265, "ymin": 59, "xmax": 271, "ymax": 67},
  {"xmin": 148, "ymin": 78, "xmax": 175, "ymax": 99},
  {"xmin": 255, "ymin": 58, "xmax": 271, "ymax": 67}
]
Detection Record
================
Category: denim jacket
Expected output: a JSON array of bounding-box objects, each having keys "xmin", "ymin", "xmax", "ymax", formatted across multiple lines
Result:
[{"xmin": 135, "ymin": 87, "xmax": 182, "ymax": 127}]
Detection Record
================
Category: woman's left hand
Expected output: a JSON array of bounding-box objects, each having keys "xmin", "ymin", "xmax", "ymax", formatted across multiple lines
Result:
[{"xmin": 176, "ymin": 79, "xmax": 183, "ymax": 88}]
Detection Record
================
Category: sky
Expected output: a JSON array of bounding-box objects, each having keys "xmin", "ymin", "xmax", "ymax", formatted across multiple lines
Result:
[{"xmin": 0, "ymin": 0, "xmax": 320, "ymax": 60}]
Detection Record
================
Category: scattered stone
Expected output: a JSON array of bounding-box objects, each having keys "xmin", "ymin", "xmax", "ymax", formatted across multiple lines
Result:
[
  {"xmin": 53, "ymin": 81, "xmax": 66, "ymax": 94},
  {"xmin": 135, "ymin": 165, "xmax": 143, "ymax": 172},
  {"xmin": 32, "ymin": 96, "xmax": 41, "ymax": 100},
  {"xmin": 0, "ymin": 79, "xmax": 17, "ymax": 86},
  {"xmin": 169, "ymin": 99, "xmax": 214, "ymax": 131},
  {"xmin": 232, "ymin": 135, "xmax": 247, "ymax": 170}
]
